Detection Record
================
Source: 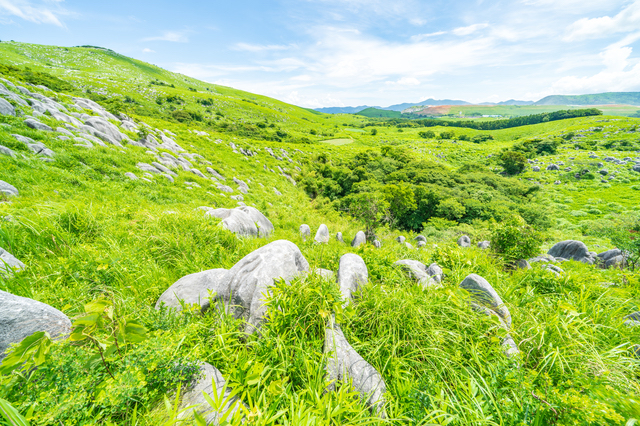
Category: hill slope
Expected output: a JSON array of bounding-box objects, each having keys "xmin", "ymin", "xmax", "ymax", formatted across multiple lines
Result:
[{"xmin": 535, "ymin": 92, "xmax": 640, "ymax": 106}]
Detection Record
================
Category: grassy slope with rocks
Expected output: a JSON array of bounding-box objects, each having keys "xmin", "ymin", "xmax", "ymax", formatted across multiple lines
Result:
[{"xmin": 1, "ymin": 41, "xmax": 640, "ymax": 425}]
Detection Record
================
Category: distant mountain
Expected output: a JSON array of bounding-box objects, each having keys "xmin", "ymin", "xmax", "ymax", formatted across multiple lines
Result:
[
  {"xmin": 534, "ymin": 92, "xmax": 640, "ymax": 106},
  {"xmin": 497, "ymin": 99, "xmax": 535, "ymax": 106},
  {"xmin": 314, "ymin": 105, "xmax": 378, "ymax": 114},
  {"xmin": 382, "ymin": 98, "xmax": 470, "ymax": 111}
]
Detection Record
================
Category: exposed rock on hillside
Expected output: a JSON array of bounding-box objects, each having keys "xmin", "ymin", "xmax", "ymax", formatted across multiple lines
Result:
[
  {"xmin": 337, "ymin": 253, "xmax": 368, "ymax": 304},
  {"xmin": 155, "ymin": 269, "xmax": 229, "ymax": 312},
  {"xmin": 548, "ymin": 240, "xmax": 596, "ymax": 264}
]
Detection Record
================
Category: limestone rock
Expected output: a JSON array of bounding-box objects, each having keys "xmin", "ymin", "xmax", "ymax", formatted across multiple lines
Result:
[
  {"xmin": 517, "ymin": 259, "xmax": 531, "ymax": 270},
  {"xmin": 477, "ymin": 241, "xmax": 490, "ymax": 249},
  {"xmin": 373, "ymin": 240, "xmax": 382, "ymax": 248},
  {"xmin": 0, "ymin": 247, "xmax": 25, "ymax": 276},
  {"xmin": 155, "ymin": 269, "xmax": 228, "ymax": 312},
  {"xmin": 597, "ymin": 249, "xmax": 626, "ymax": 269},
  {"xmin": 336, "ymin": 232, "xmax": 344, "ymax": 243},
  {"xmin": 324, "ymin": 326, "xmax": 386, "ymax": 417},
  {"xmin": 24, "ymin": 118, "xmax": 52, "ymax": 132},
  {"xmin": 351, "ymin": 231, "xmax": 366, "ymax": 248},
  {"xmin": 394, "ymin": 259, "xmax": 435, "ymax": 287},
  {"xmin": 300, "ymin": 224, "xmax": 311, "ymax": 240},
  {"xmin": 457, "ymin": 235, "xmax": 471, "ymax": 247},
  {"xmin": 137, "ymin": 162, "xmax": 162, "ymax": 174},
  {"xmin": 426, "ymin": 263, "xmax": 443, "ymax": 283},
  {"xmin": 314, "ymin": 224, "xmax": 330, "ymax": 244},
  {"xmin": 337, "ymin": 253, "xmax": 368, "ymax": 303},
  {"xmin": 205, "ymin": 208, "xmax": 258, "ymax": 238},
  {"xmin": 395, "ymin": 236, "xmax": 406, "ymax": 244},
  {"xmin": 0, "ymin": 145, "xmax": 15, "ymax": 157},
  {"xmin": 460, "ymin": 274, "xmax": 511, "ymax": 328},
  {"xmin": 0, "ymin": 180, "xmax": 18, "ymax": 197},
  {"xmin": 217, "ymin": 240, "xmax": 309, "ymax": 333},
  {"xmin": 547, "ymin": 240, "xmax": 596, "ymax": 264},
  {"xmin": 178, "ymin": 363, "xmax": 245, "ymax": 424},
  {"xmin": 0, "ymin": 290, "xmax": 71, "ymax": 360},
  {"xmin": 236, "ymin": 206, "xmax": 274, "ymax": 237},
  {"xmin": 315, "ymin": 268, "xmax": 335, "ymax": 281},
  {"xmin": 0, "ymin": 98, "xmax": 15, "ymax": 116},
  {"xmin": 124, "ymin": 172, "xmax": 138, "ymax": 180}
]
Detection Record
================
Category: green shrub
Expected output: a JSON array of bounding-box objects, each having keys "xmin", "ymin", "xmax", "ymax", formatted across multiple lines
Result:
[
  {"xmin": 491, "ymin": 216, "xmax": 543, "ymax": 264},
  {"xmin": 499, "ymin": 150, "xmax": 527, "ymax": 175}
]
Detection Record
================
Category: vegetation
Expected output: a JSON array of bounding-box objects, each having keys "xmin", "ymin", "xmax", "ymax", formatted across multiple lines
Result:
[{"xmin": 1, "ymin": 41, "xmax": 640, "ymax": 425}]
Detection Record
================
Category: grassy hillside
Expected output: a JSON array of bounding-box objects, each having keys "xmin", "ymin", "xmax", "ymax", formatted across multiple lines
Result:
[
  {"xmin": 2, "ymin": 41, "xmax": 640, "ymax": 426},
  {"xmin": 535, "ymin": 92, "xmax": 640, "ymax": 106}
]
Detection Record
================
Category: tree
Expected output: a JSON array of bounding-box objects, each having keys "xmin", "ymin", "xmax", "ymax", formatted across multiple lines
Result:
[
  {"xmin": 341, "ymin": 192, "xmax": 392, "ymax": 241},
  {"xmin": 499, "ymin": 151, "xmax": 527, "ymax": 175},
  {"xmin": 371, "ymin": 128, "xmax": 378, "ymax": 136},
  {"xmin": 491, "ymin": 215, "xmax": 543, "ymax": 265},
  {"xmin": 418, "ymin": 130, "xmax": 435, "ymax": 139}
]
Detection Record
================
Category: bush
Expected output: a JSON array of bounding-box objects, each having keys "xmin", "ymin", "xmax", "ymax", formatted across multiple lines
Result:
[
  {"xmin": 471, "ymin": 134, "xmax": 494, "ymax": 144},
  {"xmin": 499, "ymin": 151, "xmax": 527, "ymax": 175},
  {"xmin": 418, "ymin": 130, "xmax": 435, "ymax": 139},
  {"xmin": 491, "ymin": 216, "xmax": 543, "ymax": 264}
]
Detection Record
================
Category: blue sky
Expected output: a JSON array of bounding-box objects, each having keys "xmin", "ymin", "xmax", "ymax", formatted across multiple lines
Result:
[{"xmin": 1, "ymin": 0, "xmax": 640, "ymax": 108}]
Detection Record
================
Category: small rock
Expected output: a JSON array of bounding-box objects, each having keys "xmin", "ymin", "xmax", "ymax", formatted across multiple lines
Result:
[
  {"xmin": 457, "ymin": 235, "xmax": 471, "ymax": 247},
  {"xmin": 314, "ymin": 224, "xmax": 330, "ymax": 244},
  {"xmin": 351, "ymin": 231, "xmax": 366, "ymax": 248},
  {"xmin": 300, "ymin": 224, "xmax": 311, "ymax": 240},
  {"xmin": 337, "ymin": 253, "xmax": 368, "ymax": 304},
  {"xmin": 477, "ymin": 241, "xmax": 490, "ymax": 249},
  {"xmin": 336, "ymin": 232, "xmax": 344, "ymax": 243},
  {"xmin": 0, "ymin": 180, "xmax": 18, "ymax": 197}
]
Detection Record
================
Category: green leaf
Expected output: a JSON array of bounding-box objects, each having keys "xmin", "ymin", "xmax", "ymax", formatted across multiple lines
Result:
[
  {"xmin": 0, "ymin": 331, "xmax": 52, "ymax": 376},
  {"xmin": 84, "ymin": 299, "xmax": 111, "ymax": 314},
  {"xmin": 0, "ymin": 398, "xmax": 30, "ymax": 426}
]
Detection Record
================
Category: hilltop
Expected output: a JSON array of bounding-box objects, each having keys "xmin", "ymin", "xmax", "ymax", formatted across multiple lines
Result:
[{"xmin": 1, "ymin": 41, "xmax": 640, "ymax": 425}]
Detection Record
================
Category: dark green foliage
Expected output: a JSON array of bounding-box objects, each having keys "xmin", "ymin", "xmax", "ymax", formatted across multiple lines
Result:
[
  {"xmin": 511, "ymin": 137, "xmax": 560, "ymax": 157},
  {"xmin": 499, "ymin": 151, "xmax": 527, "ymax": 175},
  {"xmin": 0, "ymin": 63, "xmax": 75, "ymax": 93},
  {"xmin": 418, "ymin": 130, "xmax": 435, "ymax": 138},
  {"xmin": 491, "ymin": 216, "xmax": 543, "ymax": 264},
  {"xmin": 471, "ymin": 134, "xmax": 494, "ymax": 143},
  {"xmin": 355, "ymin": 107, "xmax": 402, "ymax": 118}
]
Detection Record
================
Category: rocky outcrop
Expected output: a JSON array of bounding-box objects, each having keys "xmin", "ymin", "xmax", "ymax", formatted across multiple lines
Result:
[
  {"xmin": 337, "ymin": 253, "xmax": 368, "ymax": 304},
  {"xmin": 394, "ymin": 259, "xmax": 435, "ymax": 287},
  {"xmin": 236, "ymin": 206, "xmax": 274, "ymax": 238},
  {"xmin": 155, "ymin": 269, "xmax": 229, "ymax": 312},
  {"xmin": 0, "ymin": 290, "xmax": 71, "ymax": 360},
  {"xmin": 0, "ymin": 247, "xmax": 25, "ymax": 276},
  {"xmin": 457, "ymin": 235, "xmax": 471, "ymax": 247},
  {"xmin": 351, "ymin": 231, "xmax": 366, "ymax": 248},
  {"xmin": 204, "ymin": 208, "xmax": 258, "ymax": 238},
  {"xmin": 0, "ymin": 180, "xmax": 18, "ymax": 197},
  {"xmin": 597, "ymin": 249, "xmax": 626, "ymax": 269},
  {"xmin": 314, "ymin": 224, "xmax": 330, "ymax": 244},
  {"xmin": 547, "ymin": 240, "xmax": 596, "ymax": 264}
]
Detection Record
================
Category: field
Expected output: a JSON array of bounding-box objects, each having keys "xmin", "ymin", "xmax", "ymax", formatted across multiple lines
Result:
[{"xmin": 1, "ymin": 41, "xmax": 640, "ymax": 426}]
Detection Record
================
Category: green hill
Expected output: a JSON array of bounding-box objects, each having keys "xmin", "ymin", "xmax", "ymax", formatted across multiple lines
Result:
[
  {"xmin": 355, "ymin": 107, "xmax": 402, "ymax": 118},
  {"xmin": 2, "ymin": 41, "xmax": 640, "ymax": 425},
  {"xmin": 535, "ymin": 92, "xmax": 640, "ymax": 106}
]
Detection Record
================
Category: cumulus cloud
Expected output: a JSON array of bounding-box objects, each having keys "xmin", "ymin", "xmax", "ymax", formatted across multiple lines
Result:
[
  {"xmin": 0, "ymin": 0, "xmax": 68, "ymax": 26},
  {"xmin": 142, "ymin": 48, "xmax": 154, "ymax": 53},
  {"xmin": 453, "ymin": 23, "xmax": 489, "ymax": 36},
  {"xmin": 385, "ymin": 77, "xmax": 420, "ymax": 86},
  {"xmin": 143, "ymin": 30, "xmax": 189, "ymax": 43},
  {"xmin": 565, "ymin": 0, "xmax": 640, "ymax": 40}
]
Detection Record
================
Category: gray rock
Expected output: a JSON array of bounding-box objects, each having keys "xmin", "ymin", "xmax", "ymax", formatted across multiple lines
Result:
[
  {"xmin": 0, "ymin": 290, "xmax": 71, "ymax": 360},
  {"xmin": 417, "ymin": 241, "xmax": 426, "ymax": 248},
  {"xmin": 546, "ymin": 164, "xmax": 559, "ymax": 171},
  {"xmin": 414, "ymin": 235, "xmax": 426, "ymax": 243},
  {"xmin": 541, "ymin": 263, "xmax": 564, "ymax": 276},
  {"xmin": 236, "ymin": 206, "xmax": 274, "ymax": 238},
  {"xmin": 124, "ymin": 172, "xmax": 138, "ymax": 180},
  {"xmin": 532, "ymin": 166, "xmax": 540, "ymax": 172},
  {"xmin": 314, "ymin": 224, "xmax": 330, "ymax": 244},
  {"xmin": 460, "ymin": 274, "xmax": 511, "ymax": 328},
  {"xmin": 136, "ymin": 162, "xmax": 162, "ymax": 174},
  {"xmin": 0, "ymin": 98, "xmax": 15, "ymax": 116},
  {"xmin": 426, "ymin": 263, "xmax": 443, "ymax": 283},
  {"xmin": 395, "ymin": 236, "xmax": 406, "ymax": 244},
  {"xmin": 351, "ymin": 231, "xmax": 366, "ymax": 248},
  {"xmin": 315, "ymin": 268, "xmax": 335, "ymax": 281},
  {"xmin": 633, "ymin": 164, "xmax": 640, "ymax": 173},
  {"xmin": 178, "ymin": 362, "xmax": 245, "ymax": 424},
  {"xmin": 24, "ymin": 118, "xmax": 52, "ymax": 132},
  {"xmin": 205, "ymin": 208, "xmax": 258, "ymax": 238},
  {"xmin": 0, "ymin": 180, "xmax": 18, "ymax": 197},
  {"xmin": 624, "ymin": 312, "xmax": 640, "ymax": 327},
  {"xmin": 517, "ymin": 259, "xmax": 531, "ymax": 270},
  {"xmin": 190, "ymin": 168, "xmax": 207, "ymax": 179},
  {"xmin": 324, "ymin": 325, "xmax": 386, "ymax": 417},
  {"xmin": 394, "ymin": 259, "xmax": 435, "ymax": 287},
  {"xmin": 477, "ymin": 241, "xmax": 490, "ymax": 249},
  {"xmin": 151, "ymin": 162, "xmax": 177, "ymax": 176},
  {"xmin": 217, "ymin": 184, "xmax": 234, "ymax": 193},
  {"xmin": 337, "ymin": 253, "xmax": 368, "ymax": 304},
  {"xmin": 233, "ymin": 177, "xmax": 249, "ymax": 192},
  {"xmin": 162, "ymin": 173, "xmax": 175, "ymax": 183},
  {"xmin": 300, "ymin": 224, "xmax": 311, "ymax": 240},
  {"xmin": 457, "ymin": 235, "xmax": 471, "ymax": 247},
  {"xmin": 528, "ymin": 254, "xmax": 556, "ymax": 263},
  {"xmin": 373, "ymin": 240, "xmax": 382, "ymax": 248},
  {"xmin": 217, "ymin": 240, "xmax": 309, "ymax": 333},
  {"xmin": 547, "ymin": 240, "xmax": 595, "ymax": 264},
  {"xmin": 207, "ymin": 167, "xmax": 226, "ymax": 181},
  {"xmin": 336, "ymin": 232, "xmax": 344, "ymax": 243},
  {"xmin": 0, "ymin": 247, "xmax": 25, "ymax": 276},
  {"xmin": 599, "ymin": 169, "xmax": 609, "ymax": 176},
  {"xmin": 155, "ymin": 269, "xmax": 229, "ymax": 312},
  {"xmin": 0, "ymin": 145, "xmax": 15, "ymax": 157},
  {"xmin": 230, "ymin": 195, "xmax": 244, "ymax": 201},
  {"xmin": 404, "ymin": 242, "xmax": 413, "ymax": 250},
  {"xmin": 84, "ymin": 116, "xmax": 126, "ymax": 142},
  {"xmin": 274, "ymin": 188, "xmax": 282, "ymax": 196}
]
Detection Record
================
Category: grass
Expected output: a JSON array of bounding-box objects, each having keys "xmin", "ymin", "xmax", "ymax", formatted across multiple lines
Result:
[{"xmin": 1, "ymin": 41, "xmax": 640, "ymax": 425}]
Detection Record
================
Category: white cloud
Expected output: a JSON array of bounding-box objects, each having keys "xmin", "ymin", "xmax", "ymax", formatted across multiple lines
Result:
[
  {"xmin": 0, "ymin": 0, "xmax": 68, "ymax": 26},
  {"xmin": 142, "ymin": 48, "xmax": 154, "ymax": 53},
  {"xmin": 453, "ymin": 23, "xmax": 489, "ymax": 36},
  {"xmin": 143, "ymin": 30, "xmax": 189, "ymax": 43},
  {"xmin": 233, "ymin": 43, "xmax": 294, "ymax": 52},
  {"xmin": 410, "ymin": 31, "xmax": 446, "ymax": 42},
  {"xmin": 565, "ymin": 0, "xmax": 640, "ymax": 40},
  {"xmin": 385, "ymin": 77, "xmax": 420, "ymax": 86}
]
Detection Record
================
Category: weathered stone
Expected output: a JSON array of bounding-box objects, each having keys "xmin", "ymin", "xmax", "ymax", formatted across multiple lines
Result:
[
  {"xmin": 178, "ymin": 363, "xmax": 245, "ymax": 424},
  {"xmin": 205, "ymin": 208, "xmax": 258, "ymax": 238},
  {"xmin": 414, "ymin": 235, "xmax": 426, "ymax": 243},
  {"xmin": 236, "ymin": 206, "xmax": 274, "ymax": 237},
  {"xmin": 373, "ymin": 240, "xmax": 382, "ymax": 248},
  {"xmin": 336, "ymin": 232, "xmax": 344, "ymax": 243},
  {"xmin": 24, "ymin": 118, "xmax": 52, "ymax": 131},
  {"xmin": 124, "ymin": 172, "xmax": 138, "ymax": 180},
  {"xmin": 395, "ymin": 236, "xmax": 406, "ymax": 244},
  {"xmin": 517, "ymin": 259, "xmax": 531, "ymax": 270},
  {"xmin": 532, "ymin": 166, "xmax": 540, "ymax": 172},
  {"xmin": 155, "ymin": 269, "xmax": 229, "ymax": 312},
  {"xmin": 546, "ymin": 164, "xmax": 559, "ymax": 171},
  {"xmin": 0, "ymin": 180, "xmax": 18, "ymax": 197},
  {"xmin": 217, "ymin": 240, "xmax": 309, "ymax": 333},
  {"xmin": 324, "ymin": 325, "xmax": 386, "ymax": 417},
  {"xmin": 460, "ymin": 274, "xmax": 511, "ymax": 328},
  {"xmin": 351, "ymin": 231, "xmax": 366, "ymax": 248},
  {"xmin": 300, "ymin": 224, "xmax": 311, "ymax": 240},
  {"xmin": 541, "ymin": 264, "xmax": 564, "ymax": 276},
  {"xmin": 528, "ymin": 254, "xmax": 556, "ymax": 263},
  {"xmin": 314, "ymin": 224, "xmax": 330, "ymax": 243},
  {"xmin": 136, "ymin": 162, "xmax": 162, "ymax": 174},
  {"xmin": 151, "ymin": 162, "xmax": 177, "ymax": 176},
  {"xmin": 0, "ymin": 290, "xmax": 71, "ymax": 360},
  {"xmin": 597, "ymin": 249, "xmax": 626, "ymax": 269},
  {"xmin": 0, "ymin": 247, "xmax": 25, "ymax": 277},
  {"xmin": 337, "ymin": 253, "xmax": 368, "ymax": 303},
  {"xmin": 457, "ymin": 235, "xmax": 471, "ymax": 247},
  {"xmin": 0, "ymin": 98, "xmax": 15, "ymax": 116},
  {"xmin": 426, "ymin": 263, "xmax": 443, "ymax": 283},
  {"xmin": 0, "ymin": 145, "xmax": 15, "ymax": 157},
  {"xmin": 394, "ymin": 259, "xmax": 435, "ymax": 287},
  {"xmin": 217, "ymin": 184, "xmax": 234, "ymax": 193},
  {"xmin": 207, "ymin": 167, "xmax": 226, "ymax": 181},
  {"xmin": 548, "ymin": 240, "xmax": 596, "ymax": 264},
  {"xmin": 477, "ymin": 241, "xmax": 490, "ymax": 249}
]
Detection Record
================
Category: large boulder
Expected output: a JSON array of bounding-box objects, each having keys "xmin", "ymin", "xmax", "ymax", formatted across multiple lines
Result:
[
  {"xmin": 459, "ymin": 274, "xmax": 511, "ymax": 328},
  {"xmin": 178, "ymin": 362, "xmax": 245, "ymax": 424},
  {"xmin": 337, "ymin": 253, "xmax": 368, "ymax": 303},
  {"xmin": 205, "ymin": 208, "xmax": 258, "ymax": 238},
  {"xmin": 300, "ymin": 224, "xmax": 311, "ymax": 240},
  {"xmin": 547, "ymin": 240, "xmax": 596, "ymax": 264},
  {"xmin": 351, "ymin": 231, "xmax": 366, "ymax": 248},
  {"xmin": 314, "ymin": 224, "xmax": 330, "ymax": 243},
  {"xmin": 155, "ymin": 269, "xmax": 228, "ymax": 312},
  {"xmin": 84, "ymin": 116, "xmax": 126, "ymax": 142},
  {"xmin": 217, "ymin": 240, "xmax": 309, "ymax": 333},
  {"xmin": 24, "ymin": 118, "xmax": 52, "ymax": 132},
  {"xmin": 394, "ymin": 259, "xmax": 435, "ymax": 287},
  {"xmin": 457, "ymin": 235, "xmax": 471, "ymax": 247},
  {"xmin": 0, "ymin": 247, "xmax": 25, "ymax": 276},
  {"xmin": 0, "ymin": 180, "xmax": 18, "ymax": 197},
  {"xmin": 426, "ymin": 262, "xmax": 443, "ymax": 283},
  {"xmin": 324, "ymin": 325, "xmax": 386, "ymax": 417},
  {"xmin": 0, "ymin": 98, "xmax": 15, "ymax": 116},
  {"xmin": 597, "ymin": 248, "xmax": 626, "ymax": 269},
  {"xmin": 236, "ymin": 206, "xmax": 274, "ymax": 238},
  {"xmin": 0, "ymin": 290, "xmax": 71, "ymax": 360}
]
